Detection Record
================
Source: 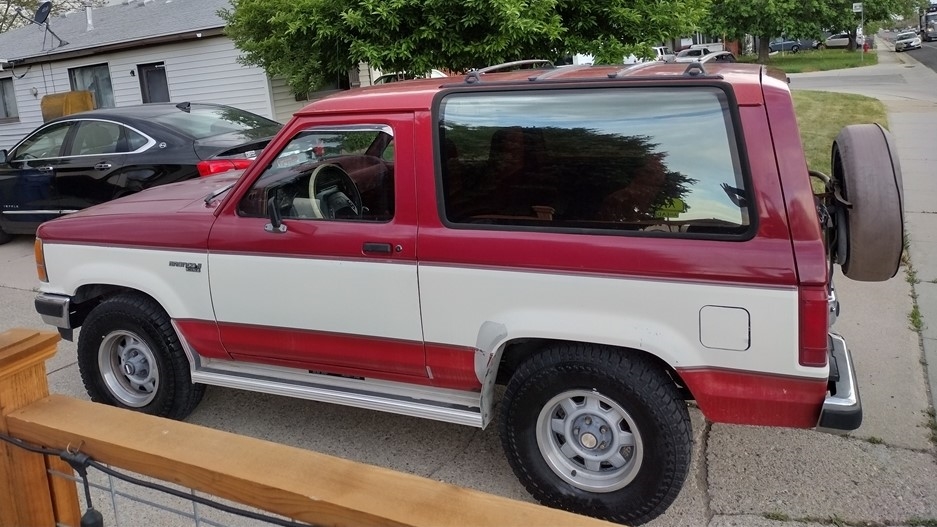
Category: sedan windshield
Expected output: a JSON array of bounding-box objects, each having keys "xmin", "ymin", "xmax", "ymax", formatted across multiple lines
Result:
[{"xmin": 897, "ymin": 32, "xmax": 916, "ymax": 40}]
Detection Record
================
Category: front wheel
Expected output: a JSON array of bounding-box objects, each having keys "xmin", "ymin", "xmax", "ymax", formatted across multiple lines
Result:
[
  {"xmin": 791, "ymin": 45, "xmax": 800, "ymax": 53},
  {"xmin": 77, "ymin": 293, "xmax": 204, "ymax": 419},
  {"xmin": 0, "ymin": 227, "xmax": 11, "ymax": 245},
  {"xmin": 500, "ymin": 344, "xmax": 691, "ymax": 525}
]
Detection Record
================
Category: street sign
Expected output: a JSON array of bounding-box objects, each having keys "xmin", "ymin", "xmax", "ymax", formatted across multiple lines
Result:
[
  {"xmin": 654, "ymin": 198, "xmax": 687, "ymax": 219},
  {"xmin": 853, "ymin": 2, "xmax": 863, "ymax": 12}
]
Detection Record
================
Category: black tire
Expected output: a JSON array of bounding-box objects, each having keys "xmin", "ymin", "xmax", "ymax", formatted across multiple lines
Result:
[
  {"xmin": 830, "ymin": 124, "xmax": 904, "ymax": 282},
  {"xmin": 499, "ymin": 343, "xmax": 691, "ymax": 525},
  {"xmin": 77, "ymin": 293, "xmax": 204, "ymax": 419},
  {"xmin": 0, "ymin": 227, "xmax": 12, "ymax": 245},
  {"xmin": 791, "ymin": 45, "xmax": 800, "ymax": 53}
]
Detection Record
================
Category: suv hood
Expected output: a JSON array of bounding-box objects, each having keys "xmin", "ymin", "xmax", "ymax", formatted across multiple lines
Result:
[
  {"xmin": 67, "ymin": 172, "xmax": 242, "ymax": 217},
  {"xmin": 36, "ymin": 172, "xmax": 243, "ymax": 247}
]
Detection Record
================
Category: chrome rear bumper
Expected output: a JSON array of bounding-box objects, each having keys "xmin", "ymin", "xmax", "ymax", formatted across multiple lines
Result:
[{"xmin": 816, "ymin": 333, "xmax": 862, "ymax": 433}]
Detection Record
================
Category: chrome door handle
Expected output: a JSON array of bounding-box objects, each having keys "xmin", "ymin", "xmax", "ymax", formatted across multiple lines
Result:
[
  {"xmin": 37, "ymin": 166, "xmax": 53, "ymax": 172},
  {"xmin": 94, "ymin": 162, "xmax": 112, "ymax": 170}
]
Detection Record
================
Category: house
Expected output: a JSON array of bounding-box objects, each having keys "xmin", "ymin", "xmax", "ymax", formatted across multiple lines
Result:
[{"xmin": 0, "ymin": 0, "xmax": 367, "ymax": 149}]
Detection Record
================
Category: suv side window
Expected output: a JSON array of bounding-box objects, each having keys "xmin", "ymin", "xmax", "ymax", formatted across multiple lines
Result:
[
  {"xmin": 438, "ymin": 87, "xmax": 751, "ymax": 236},
  {"xmin": 238, "ymin": 126, "xmax": 395, "ymax": 222}
]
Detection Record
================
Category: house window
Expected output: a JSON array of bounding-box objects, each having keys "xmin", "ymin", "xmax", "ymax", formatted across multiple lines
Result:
[
  {"xmin": 68, "ymin": 64, "xmax": 115, "ymax": 109},
  {"xmin": 0, "ymin": 78, "xmax": 18, "ymax": 121}
]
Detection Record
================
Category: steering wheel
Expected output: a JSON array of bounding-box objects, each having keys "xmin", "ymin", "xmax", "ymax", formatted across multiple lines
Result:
[{"xmin": 308, "ymin": 163, "xmax": 363, "ymax": 220}]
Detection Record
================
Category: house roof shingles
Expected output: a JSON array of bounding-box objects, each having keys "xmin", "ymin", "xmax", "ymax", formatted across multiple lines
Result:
[{"xmin": 0, "ymin": 0, "xmax": 230, "ymax": 63}]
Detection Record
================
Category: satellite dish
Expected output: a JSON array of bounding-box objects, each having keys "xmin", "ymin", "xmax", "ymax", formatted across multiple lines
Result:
[{"xmin": 34, "ymin": 1, "xmax": 53, "ymax": 25}]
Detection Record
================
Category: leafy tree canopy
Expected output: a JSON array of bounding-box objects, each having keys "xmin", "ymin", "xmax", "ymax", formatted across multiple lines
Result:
[
  {"xmin": 0, "ymin": 1, "xmax": 106, "ymax": 33},
  {"xmin": 221, "ymin": 0, "xmax": 710, "ymax": 94},
  {"xmin": 704, "ymin": 0, "xmax": 927, "ymax": 61}
]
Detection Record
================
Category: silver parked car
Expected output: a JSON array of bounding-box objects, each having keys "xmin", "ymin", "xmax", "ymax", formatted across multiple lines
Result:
[
  {"xmin": 822, "ymin": 33, "xmax": 852, "ymax": 48},
  {"xmin": 895, "ymin": 31, "xmax": 923, "ymax": 51}
]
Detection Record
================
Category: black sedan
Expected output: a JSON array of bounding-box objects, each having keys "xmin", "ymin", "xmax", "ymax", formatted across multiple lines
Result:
[{"xmin": 0, "ymin": 102, "xmax": 282, "ymax": 243}]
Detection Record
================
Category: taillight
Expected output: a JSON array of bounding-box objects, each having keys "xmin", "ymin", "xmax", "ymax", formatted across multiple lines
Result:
[
  {"xmin": 35, "ymin": 238, "xmax": 48, "ymax": 283},
  {"xmin": 196, "ymin": 158, "xmax": 253, "ymax": 177},
  {"xmin": 798, "ymin": 285, "xmax": 829, "ymax": 367}
]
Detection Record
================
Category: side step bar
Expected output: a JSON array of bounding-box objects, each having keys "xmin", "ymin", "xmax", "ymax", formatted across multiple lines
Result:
[{"xmin": 191, "ymin": 358, "xmax": 484, "ymax": 428}]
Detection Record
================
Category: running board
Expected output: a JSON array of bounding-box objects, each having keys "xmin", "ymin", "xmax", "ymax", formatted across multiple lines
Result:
[{"xmin": 191, "ymin": 359, "xmax": 484, "ymax": 427}]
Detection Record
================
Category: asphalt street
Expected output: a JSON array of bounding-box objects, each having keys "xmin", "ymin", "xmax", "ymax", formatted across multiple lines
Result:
[{"xmin": 2, "ymin": 39, "xmax": 937, "ymax": 526}]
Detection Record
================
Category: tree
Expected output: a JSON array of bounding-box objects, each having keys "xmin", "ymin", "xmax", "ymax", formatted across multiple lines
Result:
[
  {"xmin": 221, "ymin": 0, "xmax": 710, "ymax": 95},
  {"xmin": 819, "ymin": 0, "xmax": 929, "ymax": 50},
  {"xmin": 705, "ymin": 0, "xmax": 928, "ymax": 60},
  {"xmin": 0, "ymin": 1, "xmax": 106, "ymax": 33},
  {"xmin": 703, "ymin": 0, "xmax": 831, "ymax": 62}
]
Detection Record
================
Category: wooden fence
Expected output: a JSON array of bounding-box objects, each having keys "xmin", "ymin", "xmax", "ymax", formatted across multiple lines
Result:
[{"xmin": 0, "ymin": 328, "xmax": 614, "ymax": 527}]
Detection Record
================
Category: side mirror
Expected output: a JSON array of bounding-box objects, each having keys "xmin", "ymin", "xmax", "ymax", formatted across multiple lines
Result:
[{"xmin": 0, "ymin": 149, "xmax": 7, "ymax": 164}]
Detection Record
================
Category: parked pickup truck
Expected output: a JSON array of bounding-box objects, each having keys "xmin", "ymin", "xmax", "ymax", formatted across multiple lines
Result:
[{"xmin": 34, "ymin": 60, "xmax": 904, "ymax": 525}]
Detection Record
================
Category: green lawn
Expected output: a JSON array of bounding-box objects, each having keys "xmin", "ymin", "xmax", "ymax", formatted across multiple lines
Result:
[
  {"xmin": 792, "ymin": 90, "xmax": 888, "ymax": 176},
  {"xmin": 741, "ymin": 48, "xmax": 877, "ymax": 73}
]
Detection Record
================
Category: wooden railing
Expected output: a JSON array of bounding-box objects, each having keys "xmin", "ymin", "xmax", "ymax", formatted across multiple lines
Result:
[{"xmin": 0, "ymin": 328, "xmax": 614, "ymax": 527}]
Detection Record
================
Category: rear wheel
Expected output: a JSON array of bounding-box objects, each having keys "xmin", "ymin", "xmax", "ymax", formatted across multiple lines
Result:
[
  {"xmin": 77, "ymin": 293, "xmax": 204, "ymax": 419},
  {"xmin": 0, "ymin": 227, "xmax": 11, "ymax": 245},
  {"xmin": 829, "ymin": 124, "xmax": 904, "ymax": 282},
  {"xmin": 500, "ymin": 343, "xmax": 691, "ymax": 525},
  {"xmin": 791, "ymin": 45, "xmax": 800, "ymax": 53}
]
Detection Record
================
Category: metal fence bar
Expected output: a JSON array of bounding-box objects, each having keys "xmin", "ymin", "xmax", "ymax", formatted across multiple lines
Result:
[{"xmin": 47, "ymin": 467, "xmax": 257, "ymax": 527}]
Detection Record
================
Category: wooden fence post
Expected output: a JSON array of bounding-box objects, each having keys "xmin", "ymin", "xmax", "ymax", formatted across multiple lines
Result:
[{"xmin": 0, "ymin": 328, "xmax": 80, "ymax": 527}]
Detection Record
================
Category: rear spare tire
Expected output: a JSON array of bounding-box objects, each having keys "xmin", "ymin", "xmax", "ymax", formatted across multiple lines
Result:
[{"xmin": 831, "ymin": 123, "xmax": 904, "ymax": 282}]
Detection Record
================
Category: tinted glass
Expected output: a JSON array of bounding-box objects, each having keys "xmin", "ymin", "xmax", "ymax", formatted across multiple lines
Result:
[
  {"xmin": 125, "ymin": 127, "xmax": 149, "ymax": 151},
  {"xmin": 13, "ymin": 122, "xmax": 71, "ymax": 161},
  {"xmin": 239, "ymin": 128, "xmax": 395, "ymax": 222},
  {"xmin": 151, "ymin": 105, "xmax": 281, "ymax": 141},
  {"xmin": 72, "ymin": 121, "xmax": 121, "ymax": 155},
  {"xmin": 438, "ymin": 87, "xmax": 750, "ymax": 236}
]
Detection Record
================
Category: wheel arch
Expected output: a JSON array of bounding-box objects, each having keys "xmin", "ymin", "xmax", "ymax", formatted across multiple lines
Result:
[
  {"xmin": 69, "ymin": 284, "xmax": 162, "ymax": 327},
  {"xmin": 477, "ymin": 333, "xmax": 695, "ymax": 428}
]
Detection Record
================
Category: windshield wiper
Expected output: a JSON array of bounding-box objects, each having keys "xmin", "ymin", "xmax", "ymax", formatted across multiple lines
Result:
[{"xmin": 204, "ymin": 182, "xmax": 236, "ymax": 205}]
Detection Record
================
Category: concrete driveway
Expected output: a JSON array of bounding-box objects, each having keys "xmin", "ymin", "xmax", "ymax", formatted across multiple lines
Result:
[{"xmin": 2, "ymin": 41, "xmax": 937, "ymax": 526}]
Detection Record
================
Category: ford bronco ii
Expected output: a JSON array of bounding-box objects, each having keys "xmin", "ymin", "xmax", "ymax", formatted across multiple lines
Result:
[{"xmin": 34, "ymin": 60, "xmax": 904, "ymax": 524}]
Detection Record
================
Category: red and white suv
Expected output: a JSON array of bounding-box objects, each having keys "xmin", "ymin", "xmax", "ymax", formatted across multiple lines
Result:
[{"xmin": 34, "ymin": 60, "xmax": 904, "ymax": 524}]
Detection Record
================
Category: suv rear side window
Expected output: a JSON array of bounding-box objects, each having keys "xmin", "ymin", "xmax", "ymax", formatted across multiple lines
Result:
[{"xmin": 437, "ymin": 87, "xmax": 751, "ymax": 236}]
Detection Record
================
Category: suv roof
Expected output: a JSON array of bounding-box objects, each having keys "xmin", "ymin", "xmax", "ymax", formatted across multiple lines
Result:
[{"xmin": 299, "ymin": 62, "xmax": 769, "ymax": 116}]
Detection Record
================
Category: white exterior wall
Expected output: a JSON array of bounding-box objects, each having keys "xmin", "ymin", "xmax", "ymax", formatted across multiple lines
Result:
[
  {"xmin": 0, "ymin": 36, "xmax": 273, "ymax": 150},
  {"xmin": 268, "ymin": 76, "xmax": 308, "ymax": 124}
]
